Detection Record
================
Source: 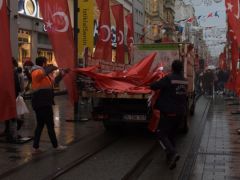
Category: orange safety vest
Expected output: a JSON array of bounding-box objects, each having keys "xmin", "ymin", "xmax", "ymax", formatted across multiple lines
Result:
[{"xmin": 31, "ymin": 67, "xmax": 53, "ymax": 91}]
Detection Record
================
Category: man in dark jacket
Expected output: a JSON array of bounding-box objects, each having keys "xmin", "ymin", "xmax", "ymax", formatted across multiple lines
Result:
[{"xmin": 150, "ymin": 60, "xmax": 188, "ymax": 170}]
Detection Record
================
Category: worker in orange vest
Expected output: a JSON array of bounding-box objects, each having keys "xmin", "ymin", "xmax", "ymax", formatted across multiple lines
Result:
[{"xmin": 31, "ymin": 56, "xmax": 68, "ymax": 153}]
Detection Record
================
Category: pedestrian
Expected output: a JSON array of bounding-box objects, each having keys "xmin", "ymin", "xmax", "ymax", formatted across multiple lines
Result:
[
  {"xmin": 23, "ymin": 66, "xmax": 32, "ymax": 93},
  {"xmin": 4, "ymin": 58, "xmax": 24, "ymax": 142},
  {"xmin": 31, "ymin": 56, "xmax": 68, "ymax": 153},
  {"xmin": 150, "ymin": 60, "xmax": 188, "ymax": 170},
  {"xmin": 217, "ymin": 68, "xmax": 225, "ymax": 94},
  {"xmin": 17, "ymin": 67, "xmax": 25, "ymax": 94},
  {"xmin": 203, "ymin": 69, "xmax": 214, "ymax": 96}
]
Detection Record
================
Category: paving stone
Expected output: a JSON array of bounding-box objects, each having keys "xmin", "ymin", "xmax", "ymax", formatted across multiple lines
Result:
[{"xmin": 190, "ymin": 96, "xmax": 240, "ymax": 179}]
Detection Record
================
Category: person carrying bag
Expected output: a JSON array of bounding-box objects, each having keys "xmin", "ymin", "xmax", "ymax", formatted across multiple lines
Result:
[{"xmin": 16, "ymin": 95, "xmax": 29, "ymax": 116}]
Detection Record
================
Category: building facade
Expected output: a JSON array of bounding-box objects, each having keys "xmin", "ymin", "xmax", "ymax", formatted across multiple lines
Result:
[
  {"xmin": 10, "ymin": 0, "xmax": 135, "ymax": 66},
  {"xmin": 144, "ymin": 0, "xmax": 164, "ymax": 43},
  {"xmin": 132, "ymin": 0, "xmax": 144, "ymax": 43},
  {"xmin": 10, "ymin": 0, "xmax": 75, "ymax": 66},
  {"xmin": 144, "ymin": 0, "xmax": 177, "ymax": 43},
  {"xmin": 163, "ymin": 0, "xmax": 176, "ymax": 42},
  {"xmin": 174, "ymin": 0, "xmax": 207, "ymax": 59}
]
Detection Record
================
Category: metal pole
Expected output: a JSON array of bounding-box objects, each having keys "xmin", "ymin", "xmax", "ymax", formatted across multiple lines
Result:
[{"xmin": 73, "ymin": 0, "xmax": 79, "ymax": 120}]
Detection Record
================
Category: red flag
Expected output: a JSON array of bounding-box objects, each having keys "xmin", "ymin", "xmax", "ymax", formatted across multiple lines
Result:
[
  {"xmin": 94, "ymin": 0, "xmax": 112, "ymax": 61},
  {"xmin": 207, "ymin": 12, "xmax": 213, "ymax": 18},
  {"xmin": 236, "ymin": 71, "xmax": 240, "ymax": 96},
  {"xmin": 111, "ymin": 4, "xmax": 124, "ymax": 64},
  {"xmin": 186, "ymin": 17, "xmax": 194, "ymax": 23},
  {"xmin": 39, "ymin": 0, "xmax": 78, "ymax": 104},
  {"xmin": 125, "ymin": 13, "xmax": 134, "ymax": 63},
  {"xmin": 231, "ymin": 39, "xmax": 238, "ymax": 82},
  {"xmin": 228, "ymin": 24, "xmax": 239, "ymax": 82},
  {"xmin": 225, "ymin": 0, "xmax": 240, "ymax": 45},
  {"xmin": 0, "ymin": 0, "xmax": 17, "ymax": 121}
]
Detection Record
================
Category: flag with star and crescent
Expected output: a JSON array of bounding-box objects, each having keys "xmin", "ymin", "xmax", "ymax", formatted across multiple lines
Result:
[
  {"xmin": 224, "ymin": 0, "xmax": 240, "ymax": 93},
  {"xmin": 125, "ymin": 13, "xmax": 134, "ymax": 64},
  {"xmin": 225, "ymin": 0, "xmax": 240, "ymax": 45},
  {"xmin": 0, "ymin": 0, "xmax": 17, "ymax": 121},
  {"xmin": 111, "ymin": 4, "xmax": 125, "ymax": 64},
  {"xmin": 94, "ymin": 0, "xmax": 112, "ymax": 61},
  {"xmin": 39, "ymin": 0, "xmax": 78, "ymax": 104}
]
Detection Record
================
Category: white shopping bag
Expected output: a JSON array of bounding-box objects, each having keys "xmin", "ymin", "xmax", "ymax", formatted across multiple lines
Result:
[{"xmin": 16, "ymin": 95, "xmax": 29, "ymax": 115}]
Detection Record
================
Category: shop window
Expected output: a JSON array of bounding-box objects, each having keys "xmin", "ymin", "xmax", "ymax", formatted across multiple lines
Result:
[
  {"xmin": 18, "ymin": 29, "xmax": 32, "ymax": 67},
  {"xmin": 37, "ymin": 49, "xmax": 57, "ymax": 66},
  {"xmin": 38, "ymin": 33, "xmax": 51, "ymax": 45}
]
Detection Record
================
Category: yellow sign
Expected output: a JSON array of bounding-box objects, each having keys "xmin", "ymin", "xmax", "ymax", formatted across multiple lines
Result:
[{"xmin": 78, "ymin": 0, "xmax": 94, "ymax": 57}]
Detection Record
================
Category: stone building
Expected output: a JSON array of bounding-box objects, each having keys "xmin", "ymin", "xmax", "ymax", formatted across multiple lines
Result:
[{"xmin": 144, "ymin": 0, "xmax": 176, "ymax": 43}]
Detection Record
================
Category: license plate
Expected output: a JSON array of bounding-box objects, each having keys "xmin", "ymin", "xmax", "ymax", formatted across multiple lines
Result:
[{"xmin": 123, "ymin": 114, "xmax": 146, "ymax": 121}]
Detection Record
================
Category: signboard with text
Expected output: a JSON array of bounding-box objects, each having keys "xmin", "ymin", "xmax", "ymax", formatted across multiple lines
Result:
[
  {"xmin": 18, "ymin": 0, "xmax": 41, "ymax": 18},
  {"xmin": 78, "ymin": 0, "xmax": 94, "ymax": 57}
]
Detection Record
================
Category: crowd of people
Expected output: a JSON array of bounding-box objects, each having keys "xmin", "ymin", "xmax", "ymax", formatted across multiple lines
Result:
[{"xmin": 195, "ymin": 68, "xmax": 230, "ymax": 96}]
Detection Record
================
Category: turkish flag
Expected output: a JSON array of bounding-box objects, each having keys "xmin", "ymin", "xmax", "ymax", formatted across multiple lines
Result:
[
  {"xmin": 148, "ymin": 91, "xmax": 160, "ymax": 132},
  {"xmin": 236, "ymin": 71, "xmax": 240, "ymax": 96},
  {"xmin": 39, "ymin": 0, "xmax": 78, "ymax": 104},
  {"xmin": 186, "ymin": 17, "xmax": 194, "ymax": 23},
  {"xmin": 94, "ymin": 0, "xmax": 112, "ymax": 61},
  {"xmin": 125, "ymin": 13, "xmax": 134, "ymax": 64},
  {"xmin": 225, "ymin": 0, "xmax": 240, "ymax": 45},
  {"xmin": 231, "ymin": 39, "xmax": 238, "ymax": 86},
  {"xmin": 225, "ymin": 27, "xmax": 239, "ymax": 92},
  {"xmin": 207, "ymin": 12, "xmax": 213, "ymax": 18},
  {"xmin": 0, "ymin": 0, "xmax": 17, "ymax": 121},
  {"xmin": 111, "ymin": 4, "xmax": 124, "ymax": 64}
]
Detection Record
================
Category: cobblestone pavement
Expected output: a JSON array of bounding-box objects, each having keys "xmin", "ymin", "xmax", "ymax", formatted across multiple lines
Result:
[{"xmin": 190, "ymin": 96, "xmax": 240, "ymax": 180}]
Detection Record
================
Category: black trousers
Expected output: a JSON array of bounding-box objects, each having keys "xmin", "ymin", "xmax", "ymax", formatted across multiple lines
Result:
[
  {"xmin": 156, "ymin": 113, "xmax": 184, "ymax": 156},
  {"xmin": 33, "ymin": 106, "xmax": 58, "ymax": 149}
]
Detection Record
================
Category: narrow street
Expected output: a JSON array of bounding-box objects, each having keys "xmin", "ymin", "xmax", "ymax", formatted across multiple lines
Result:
[
  {"xmin": 0, "ymin": 94, "xmax": 239, "ymax": 180},
  {"xmin": 0, "ymin": 0, "xmax": 238, "ymax": 180}
]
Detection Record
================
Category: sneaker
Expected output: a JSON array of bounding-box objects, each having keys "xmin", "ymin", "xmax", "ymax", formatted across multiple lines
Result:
[
  {"xmin": 168, "ymin": 153, "xmax": 180, "ymax": 170},
  {"xmin": 32, "ymin": 148, "xmax": 43, "ymax": 154},
  {"xmin": 55, "ymin": 145, "xmax": 67, "ymax": 151}
]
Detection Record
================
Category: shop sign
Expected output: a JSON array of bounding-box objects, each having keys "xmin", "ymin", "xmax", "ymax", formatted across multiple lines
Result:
[
  {"xmin": 18, "ymin": 0, "xmax": 41, "ymax": 18},
  {"xmin": 78, "ymin": 0, "xmax": 94, "ymax": 55}
]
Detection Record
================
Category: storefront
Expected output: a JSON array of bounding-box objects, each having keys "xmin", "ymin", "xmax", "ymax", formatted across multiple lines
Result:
[
  {"xmin": 18, "ymin": 29, "xmax": 32, "ymax": 66},
  {"xmin": 14, "ymin": 0, "xmax": 55, "ymax": 66},
  {"xmin": 37, "ymin": 49, "xmax": 56, "ymax": 65}
]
